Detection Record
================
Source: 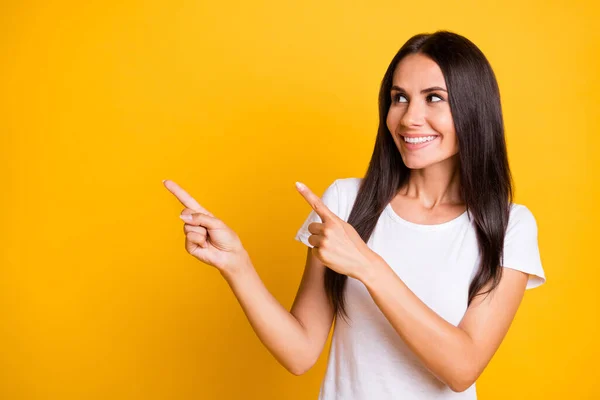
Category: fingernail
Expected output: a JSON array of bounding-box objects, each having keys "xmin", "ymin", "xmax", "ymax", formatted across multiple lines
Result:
[
  {"xmin": 295, "ymin": 182, "xmax": 305, "ymax": 191},
  {"xmin": 180, "ymin": 214, "xmax": 192, "ymax": 221}
]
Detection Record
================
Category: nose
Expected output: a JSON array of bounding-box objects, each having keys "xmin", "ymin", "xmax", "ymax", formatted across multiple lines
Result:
[{"xmin": 399, "ymin": 100, "xmax": 425, "ymax": 128}]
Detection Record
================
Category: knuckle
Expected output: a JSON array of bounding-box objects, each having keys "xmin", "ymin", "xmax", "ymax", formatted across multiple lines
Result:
[
  {"xmin": 184, "ymin": 224, "xmax": 206, "ymax": 234},
  {"xmin": 316, "ymin": 248, "xmax": 326, "ymax": 262},
  {"xmin": 186, "ymin": 232, "xmax": 203, "ymax": 244}
]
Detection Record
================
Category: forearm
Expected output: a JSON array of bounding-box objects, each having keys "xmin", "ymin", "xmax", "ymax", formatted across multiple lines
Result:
[
  {"xmin": 220, "ymin": 255, "xmax": 312, "ymax": 375},
  {"xmin": 360, "ymin": 259, "xmax": 477, "ymax": 391}
]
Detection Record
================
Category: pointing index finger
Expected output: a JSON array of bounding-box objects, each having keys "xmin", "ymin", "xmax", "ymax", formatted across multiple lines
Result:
[
  {"xmin": 163, "ymin": 179, "xmax": 213, "ymax": 216},
  {"xmin": 295, "ymin": 181, "xmax": 336, "ymax": 222}
]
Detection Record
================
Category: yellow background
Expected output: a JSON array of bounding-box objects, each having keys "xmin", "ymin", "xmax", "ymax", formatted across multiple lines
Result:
[{"xmin": 1, "ymin": 0, "xmax": 598, "ymax": 399}]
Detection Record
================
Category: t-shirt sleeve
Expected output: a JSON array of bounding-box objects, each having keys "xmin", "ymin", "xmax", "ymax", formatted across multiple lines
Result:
[
  {"xmin": 294, "ymin": 179, "xmax": 340, "ymax": 248},
  {"xmin": 502, "ymin": 205, "xmax": 546, "ymax": 290}
]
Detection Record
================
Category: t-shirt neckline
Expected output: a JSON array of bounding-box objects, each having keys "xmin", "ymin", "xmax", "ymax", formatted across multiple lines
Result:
[{"xmin": 384, "ymin": 203, "xmax": 469, "ymax": 231}]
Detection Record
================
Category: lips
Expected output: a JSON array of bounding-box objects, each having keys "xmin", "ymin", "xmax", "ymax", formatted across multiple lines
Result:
[
  {"xmin": 401, "ymin": 133, "xmax": 439, "ymax": 138},
  {"xmin": 400, "ymin": 135, "xmax": 439, "ymax": 150}
]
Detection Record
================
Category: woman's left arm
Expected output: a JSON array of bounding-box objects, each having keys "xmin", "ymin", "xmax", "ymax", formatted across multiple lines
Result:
[
  {"xmin": 294, "ymin": 181, "xmax": 530, "ymax": 392},
  {"xmin": 359, "ymin": 260, "xmax": 528, "ymax": 393}
]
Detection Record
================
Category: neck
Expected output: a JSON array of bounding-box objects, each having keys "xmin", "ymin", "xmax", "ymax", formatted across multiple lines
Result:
[{"xmin": 401, "ymin": 154, "xmax": 463, "ymax": 209}]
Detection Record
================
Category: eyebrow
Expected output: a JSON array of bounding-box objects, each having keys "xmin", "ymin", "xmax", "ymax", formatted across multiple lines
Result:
[{"xmin": 390, "ymin": 85, "xmax": 447, "ymax": 93}]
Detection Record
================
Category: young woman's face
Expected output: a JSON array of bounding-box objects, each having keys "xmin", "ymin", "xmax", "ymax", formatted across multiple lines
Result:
[{"xmin": 386, "ymin": 53, "xmax": 459, "ymax": 170}]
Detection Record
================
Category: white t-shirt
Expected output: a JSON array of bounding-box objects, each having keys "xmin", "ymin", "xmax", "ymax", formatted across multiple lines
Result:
[{"xmin": 294, "ymin": 177, "xmax": 546, "ymax": 400}]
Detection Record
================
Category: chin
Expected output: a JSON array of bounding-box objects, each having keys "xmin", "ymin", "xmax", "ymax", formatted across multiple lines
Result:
[
  {"xmin": 401, "ymin": 155, "xmax": 434, "ymax": 170},
  {"xmin": 401, "ymin": 154, "xmax": 457, "ymax": 170},
  {"xmin": 404, "ymin": 161, "xmax": 431, "ymax": 170}
]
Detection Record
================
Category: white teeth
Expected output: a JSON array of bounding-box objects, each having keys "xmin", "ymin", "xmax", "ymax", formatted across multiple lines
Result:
[{"xmin": 403, "ymin": 135, "xmax": 437, "ymax": 144}]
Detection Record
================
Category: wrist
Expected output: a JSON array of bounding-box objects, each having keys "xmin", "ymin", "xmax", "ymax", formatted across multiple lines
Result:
[
  {"xmin": 220, "ymin": 250, "xmax": 253, "ymax": 282},
  {"xmin": 358, "ymin": 253, "xmax": 389, "ymax": 287}
]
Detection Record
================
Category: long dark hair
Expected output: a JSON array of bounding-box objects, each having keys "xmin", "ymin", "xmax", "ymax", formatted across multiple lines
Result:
[{"xmin": 325, "ymin": 30, "xmax": 513, "ymax": 323}]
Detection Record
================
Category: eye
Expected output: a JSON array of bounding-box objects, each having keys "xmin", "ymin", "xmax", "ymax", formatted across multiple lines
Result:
[
  {"xmin": 428, "ymin": 94, "xmax": 444, "ymax": 102},
  {"xmin": 392, "ymin": 93, "xmax": 408, "ymax": 103}
]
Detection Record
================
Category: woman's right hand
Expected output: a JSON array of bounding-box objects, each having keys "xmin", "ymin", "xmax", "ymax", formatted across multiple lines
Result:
[{"xmin": 163, "ymin": 179, "xmax": 249, "ymax": 275}]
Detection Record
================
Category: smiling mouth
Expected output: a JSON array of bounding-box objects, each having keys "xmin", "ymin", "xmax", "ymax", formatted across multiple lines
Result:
[
  {"xmin": 400, "ymin": 135, "xmax": 440, "ymax": 151},
  {"xmin": 401, "ymin": 135, "xmax": 439, "ymax": 144}
]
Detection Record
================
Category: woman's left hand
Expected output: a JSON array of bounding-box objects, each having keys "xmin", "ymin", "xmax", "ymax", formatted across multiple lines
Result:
[{"xmin": 295, "ymin": 181, "xmax": 383, "ymax": 281}]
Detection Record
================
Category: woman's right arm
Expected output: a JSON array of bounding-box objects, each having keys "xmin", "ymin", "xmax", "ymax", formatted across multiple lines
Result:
[
  {"xmin": 221, "ymin": 247, "xmax": 335, "ymax": 375},
  {"xmin": 162, "ymin": 179, "xmax": 334, "ymax": 375}
]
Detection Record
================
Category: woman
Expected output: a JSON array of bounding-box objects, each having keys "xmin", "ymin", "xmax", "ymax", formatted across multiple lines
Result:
[{"xmin": 164, "ymin": 30, "xmax": 546, "ymax": 399}]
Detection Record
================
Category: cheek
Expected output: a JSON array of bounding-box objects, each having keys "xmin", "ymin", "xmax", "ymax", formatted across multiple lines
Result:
[
  {"xmin": 433, "ymin": 108, "xmax": 454, "ymax": 129},
  {"xmin": 386, "ymin": 110, "xmax": 397, "ymax": 132},
  {"xmin": 385, "ymin": 112, "xmax": 396, "ymax": 133},
  {"xmin": 433, "ymin": 113, "xmax": 456, "ymax": 139},
  {"xmin": 442, "ymin": 129, "xmax": 459, "ymax": 155}
]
